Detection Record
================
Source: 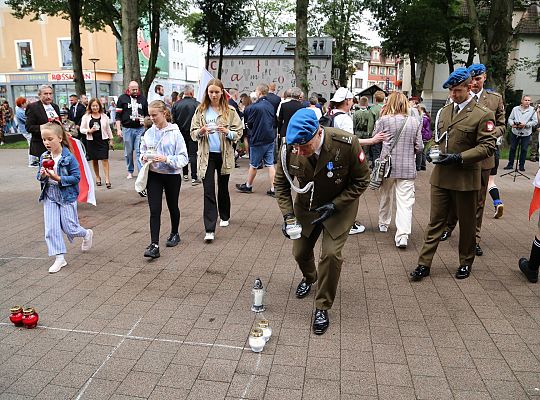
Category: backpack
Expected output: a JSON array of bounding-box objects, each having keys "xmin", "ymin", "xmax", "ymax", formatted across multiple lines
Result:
[
  {"xmin": 353, "ymin": 108, "xmax": 370, "ymax": 138},
  {"xmin": 319, "ymin": 111, "xmax": 345, "ymax": 128}
]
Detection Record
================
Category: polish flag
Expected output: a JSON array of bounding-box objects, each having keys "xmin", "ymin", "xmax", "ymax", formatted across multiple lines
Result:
[
  {"xmin": 69, "ymin": 136, "xmax": 96, "ymax": 206},
  {"xmin": 196, "ymin": 68, "xmax": 231, "ymax": 102},
  {"xmin": 529, "ymin": 168, "xmax": 540, "ymax": 219}
]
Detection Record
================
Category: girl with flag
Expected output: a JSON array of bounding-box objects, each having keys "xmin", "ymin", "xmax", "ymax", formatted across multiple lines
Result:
[{"xmin": 521, "ymin": 167, "xmax": 540, "ymax": 282}]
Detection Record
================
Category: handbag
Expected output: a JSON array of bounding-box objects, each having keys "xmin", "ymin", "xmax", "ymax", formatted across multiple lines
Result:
[
  {"xmin": 369, "ymin": 116, "xmax": 409, "ymax": 190},
  {"xmin": 135, "ymin": 162, "xmax": 151, "ymax": 193}
]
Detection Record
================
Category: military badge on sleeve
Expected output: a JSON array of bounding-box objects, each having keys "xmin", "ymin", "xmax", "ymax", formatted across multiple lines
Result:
[
  {"xmin": 486, "ymin": 121, "xmax": 494, "ymax": 132},
  {"xmin": 358, "ymin": 149, "xmax": 366, "ymax": 163}
]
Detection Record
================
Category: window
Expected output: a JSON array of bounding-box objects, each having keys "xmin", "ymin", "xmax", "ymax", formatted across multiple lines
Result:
[
  {"xmin": 181, "ymin": 63, "xmax": 184, "ymax": 70},
  {"xmin": 388, "ymin": 67, "xmax": 395, "ymax": 76},
  {"xmin": 354, "ymin": 78, "xmax": 363, "ymax": 88},
  {"xmin": 16, "ymin": 41, "xmax": 33, "ymax": 69},
  {"xmin": 379, "ymin": 67, "xmax": 386, "ymax": 76},
  {"xmin": 370, "ymin": 66, "xmax": 377, "ymax": 75},
  {"xmin": 373, "ymin": 50, "xmax": 379, "ymax": 60},
  {"xmin": 58, "ymin": 39, "xmax": 72, "ymax": 68},
  {"xmin": 180, "ymin": 41, "xmax": 183, "ymax": 52},
  {"xmin": 358, "ymin": 62, "xmax": 364, "ymax": 71}
]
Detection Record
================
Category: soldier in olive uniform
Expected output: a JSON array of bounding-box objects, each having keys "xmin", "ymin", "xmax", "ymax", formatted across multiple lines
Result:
[
  {"xmin": 275, "ymin": 108, "xmax": 370, "ymax": 334},
  {"xmin": 440, "ymin": 64, "xmax": 506, "ymax": 256},
  {"xmin": 410, "ymin": 68, "xmax": 496, "ymax": 281}
]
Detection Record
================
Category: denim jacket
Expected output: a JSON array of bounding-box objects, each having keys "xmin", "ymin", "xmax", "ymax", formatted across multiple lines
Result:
[{"xmin": 37, "ymin": 146, "xmax": 80, "ymax": 203}]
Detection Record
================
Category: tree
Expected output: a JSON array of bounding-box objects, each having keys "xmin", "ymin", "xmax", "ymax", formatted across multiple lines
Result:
[
  {"xmin": 314, "ymin": 0, "xmax": 365, "ymax": 88},
  {"xmin": 185, "ymin": 0, "xmax": 249, "ymax": 79},
  {"xmin": 246, "ymin": 0, "xmax": 295, "ymax": 37},
  {"xmin": 7, "ymin": 0, "xmax": 87, "ymax": 95},
  {"xmin": 295, "ymin": 0, "xmax": 309, "ymax": 95},
  {"xmin": 120, "ymin": 0, "xmax": 141, "ymax": 88},
  {"xmin": 465, "ymin": 0, "xmax": 514, "ymax": 94}
]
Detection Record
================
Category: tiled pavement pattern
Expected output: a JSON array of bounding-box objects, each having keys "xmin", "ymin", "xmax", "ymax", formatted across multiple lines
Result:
[{"xmin": 1, "ymin": 148, "xmax": 540, "ymax": 399}]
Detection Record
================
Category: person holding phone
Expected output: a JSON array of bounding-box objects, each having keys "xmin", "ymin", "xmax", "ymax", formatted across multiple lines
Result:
[{"xmin": 505, "ymin": 95, "xmax": 538, "ymax": 172}]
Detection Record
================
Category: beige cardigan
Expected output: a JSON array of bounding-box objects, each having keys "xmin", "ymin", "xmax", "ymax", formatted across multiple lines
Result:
[
  {"xmin": 190, "ymin": 105, "xmax": 243, "ymax": 178},
  {"xmin": 80, "ymin": 113, "xmax": 114, "ymax": 140}
]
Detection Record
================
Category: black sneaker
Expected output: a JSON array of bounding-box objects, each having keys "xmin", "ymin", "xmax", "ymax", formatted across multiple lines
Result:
[
  {"xmin": 266, "ymin": 189, "xmax": 275, "ymax": 197},
  {"xmin": 166, "ymin": 233, "xmax": 180, "ymax": 247},
  {"xmin": 236, "ymin": 183, "xmax": 252, "ymax": 193},
  {"xmin": 144, "ymin": 243, "xmax": 160, "ymax": 258},
  {"xmin": 138, "ymin": 189, "xmax": 147, "ymax": 197}
]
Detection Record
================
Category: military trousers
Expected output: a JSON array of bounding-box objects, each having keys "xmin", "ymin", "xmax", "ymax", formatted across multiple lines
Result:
[
  {"xmin": 292, "ymin": 224, "xmax": 349, "ymax": 310},
  {"xmin": 418, "ymin": 185, "xmax": 478, "ymax": 268},
  {"xmin": 445, "ymin": 169, "xmax": 490, "ymax": 243}
]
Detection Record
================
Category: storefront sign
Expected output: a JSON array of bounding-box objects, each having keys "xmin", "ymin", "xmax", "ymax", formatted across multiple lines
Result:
[
  {"xmin": 9, "ymin": 73, "xmax": 49, "ymax": 82},
  {"xmin": 50, "ymin": 71, "xmax": 92, "ymax": 81}
]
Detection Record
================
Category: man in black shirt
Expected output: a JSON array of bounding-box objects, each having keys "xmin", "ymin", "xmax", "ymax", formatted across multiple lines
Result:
[
  {"xmin": 115, "ymin": 81, "xmax": 149, "ymax": 179},
  {"xmin": 171, "ymin": 84, "xmax": 200, "ymax": 184}
]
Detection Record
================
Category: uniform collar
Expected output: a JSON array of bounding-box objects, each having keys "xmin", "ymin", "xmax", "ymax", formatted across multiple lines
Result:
[
  {"xmin": 314, "ymin": 130, "xmax": 325, "ymax": 156},
  {"xmin": 471, "ymin": 89, "xmax": 483, "ymax": 100}
]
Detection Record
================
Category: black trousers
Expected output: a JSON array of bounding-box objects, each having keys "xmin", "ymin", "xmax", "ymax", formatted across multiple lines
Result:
[
  {"xmin": 181, "ymin": 131, "xmax": 198, "ymax": 179},
  {"xmin": 203, "ymin": 152, "xmax": 230, "ymax": 232},
  {"xmin": 147, "ymin": 171, "xmax": 181, "ymax": 244}
]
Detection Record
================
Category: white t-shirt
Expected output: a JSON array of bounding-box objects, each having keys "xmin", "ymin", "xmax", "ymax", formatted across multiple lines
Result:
[
  {"xmin": 332, "ymin": 112, "xmax": 353, "ymax": 134},
  {"xmin": 308, "ymin": 107, "xmax": 322, "ymax": 120}
]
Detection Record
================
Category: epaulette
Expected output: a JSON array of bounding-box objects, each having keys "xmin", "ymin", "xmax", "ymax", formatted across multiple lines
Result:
[
  {"xmin": 486, "ymin": 89, "xmax": 502, "ymax": 97},
  {"xmin": 474, "ymin": 103, "xmax": 490, "ymax": 113},
  {"xmin": 331, "ymin": 132, "xmax": 353, "ymax": 144}
]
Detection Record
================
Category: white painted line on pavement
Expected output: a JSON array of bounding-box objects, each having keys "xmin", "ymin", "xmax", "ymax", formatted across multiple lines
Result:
[
  {"xmin": 240, "ymin": 352, "xmax": 262, "ymax": 400},
  {"xmin": 75, "ymin": 316, "xmax": 142, "ymax": 400},
  {"xmin": 0, "ymin": 256, "xmax": 48, "ymax": 260}
]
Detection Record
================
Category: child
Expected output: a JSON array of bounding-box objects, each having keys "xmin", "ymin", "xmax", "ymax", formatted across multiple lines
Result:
[{"xmin": 38, "ymin": 122, "xmax": 94, "ymax": 273}]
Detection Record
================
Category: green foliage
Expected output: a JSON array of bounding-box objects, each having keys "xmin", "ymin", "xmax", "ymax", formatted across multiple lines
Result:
[{"xmin": 246, "ymin": 0, "xmax": 295, "ymax": 36}]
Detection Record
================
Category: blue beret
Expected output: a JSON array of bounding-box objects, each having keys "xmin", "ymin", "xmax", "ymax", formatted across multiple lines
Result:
[
  {"xmin": 443, "ymin": 67, "xmax": 471, "ymax": 89},
  {"xmin": 286, "ymin": 108, "xmax": 320, "ymax": 145},
  {"xmin": 467, "ymin": 63, "xmax": 486, "ymax": 77}
]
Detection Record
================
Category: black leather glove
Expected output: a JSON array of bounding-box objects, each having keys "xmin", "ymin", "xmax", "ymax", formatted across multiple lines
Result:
[
  {"xmin": 282, "ymin": 213, "xmax": 294, "ymax": 238},
  {"xmin": 433, "ymin": 153, "xmax": 462, "ymax": 165},
  {"xmin": 311, "ymin": 203, "xmax": 336, "ymax": 225}
]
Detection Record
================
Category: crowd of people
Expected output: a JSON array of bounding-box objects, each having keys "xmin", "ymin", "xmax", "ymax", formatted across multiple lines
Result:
[{"xmin": 8, "ymin": 63, "xmax": 540, "ymax": 335}]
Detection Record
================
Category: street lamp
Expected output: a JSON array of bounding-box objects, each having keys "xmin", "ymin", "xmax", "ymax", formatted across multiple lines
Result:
[{"xmin": 89, "ymin": 58, "xmax": 100, "ymax": 98}]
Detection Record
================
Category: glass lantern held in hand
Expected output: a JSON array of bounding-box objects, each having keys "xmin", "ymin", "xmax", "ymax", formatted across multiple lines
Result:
[
  {"xmin": 429, "ymin": 144, "xmax": 440, "ymax": 162},
  {"xmin": 206, "ymin": 121, "xmax": 218, "ymax": 134},
  {"xmin": 285, "ymin": 216, "xmax": 302, "ymax": 240},
  {"xmin": 145, "ymin": 146, "xmax": 157, "ymax": 161}
]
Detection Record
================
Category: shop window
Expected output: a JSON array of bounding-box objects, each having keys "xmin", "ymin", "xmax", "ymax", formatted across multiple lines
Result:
[
  {"xmin": 379, "ymin": 67, "xmax": 386, "ymax": 76},
  {"xmin": 370, "ymin": 66, "xmax": 377, "ymax": 75},
  {"xmin": 388, "ymin": 67, "xmax": 395, "ymax": 76},
  {"xmin": 59, "ymin": 39, "xmax": 72, "ymax": 68},
  {"xmin": 16, "ymin": 41, "xmax": 33, "ymax": 69}
]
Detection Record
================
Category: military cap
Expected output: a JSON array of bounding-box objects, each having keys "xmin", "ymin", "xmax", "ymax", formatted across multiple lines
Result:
[
  {"xmin": 59, "ymin": 109, "xmax": 68, "ymax": 116},
  {"xmin": 468, "ymin": 63, "xmax": 486, "ymax": 77},
  {"xmin": 286, "ymin": 108, "xmax": 320, "ymax": 145},
  {"xmin": 442, "ymin": 67, "xmax": 471, "ymax": 89}
]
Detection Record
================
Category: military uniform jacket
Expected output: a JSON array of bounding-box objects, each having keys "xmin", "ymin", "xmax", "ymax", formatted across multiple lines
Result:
[
  {"xmin": 275, "ymin": 128, "xmax": 370, "ymax": 239},
  {"xmin": 433, "ymin": 102, "xmax": 496, "ymax": 191},
  {"xmin": 476, "ymin": 90, "xmax": 505, "ymax": 170}
]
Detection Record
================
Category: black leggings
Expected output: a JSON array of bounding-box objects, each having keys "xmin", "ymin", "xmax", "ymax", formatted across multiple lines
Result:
[
  {"xmin": 203, "ymin": 152, "xmax": 231, "ymax": 232},
  {"xmin": 147, "ymin": 170, "xmax": 181, "ymax": 244}
]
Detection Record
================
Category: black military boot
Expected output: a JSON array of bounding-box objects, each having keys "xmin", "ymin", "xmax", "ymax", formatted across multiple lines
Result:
[
  {"xmin": 296, "ymin": 278, "xmax": 313, "ymax": 299},
  {"xmin": 312, "ymin": 309, "xmax": 329, "ymax": 335},
  {"xmin": 410, "ymin": 265, "xmax": 430, "ymax": 281}
]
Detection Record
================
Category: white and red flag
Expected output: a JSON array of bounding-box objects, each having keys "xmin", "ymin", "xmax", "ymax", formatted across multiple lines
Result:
[{"xmin": 69, "ymin": 136, "xmax": 96, "ymax": 206}]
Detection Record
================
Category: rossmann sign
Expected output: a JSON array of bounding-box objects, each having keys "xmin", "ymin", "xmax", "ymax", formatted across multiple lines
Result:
[{"xmin": 50, "ymin": 72, "xmax": 92, "ymax": 82}]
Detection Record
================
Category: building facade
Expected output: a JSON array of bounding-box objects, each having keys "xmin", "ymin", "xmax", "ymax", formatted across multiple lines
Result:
[
  {"xmin": 350, "ymin": 56, "xmax": 370, "ymax": 95},
  {"xmin": 0, "ymin": 3, "xmax": 117, "ymax": 107},
  {"xmin": 208, "ymin": 37, "xmax": 333, "ymax": 99},
  {"xmin": 367, "ymin": 47, "xmax": 399, "ymax": 92}
]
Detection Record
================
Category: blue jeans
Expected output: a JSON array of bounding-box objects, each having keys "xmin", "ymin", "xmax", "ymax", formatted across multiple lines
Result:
[
  {"xmin": 249, "ymin": 142, "xmax": 275, "ymax": 168},
  {"xmin": 123, "ymin": 127, "xmax": 144, "ymax": 173},
  {"xmin": 508, "ymin": 134, "xmax": 531, "ymax": 169}
]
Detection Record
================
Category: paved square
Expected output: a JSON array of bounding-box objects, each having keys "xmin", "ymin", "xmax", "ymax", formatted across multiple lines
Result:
[{"xmin": 1, "ymin": 149, "xmax": 540, "ymax": 399}]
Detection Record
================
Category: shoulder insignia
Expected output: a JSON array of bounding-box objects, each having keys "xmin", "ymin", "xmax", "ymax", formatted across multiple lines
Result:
[
  {"xmin": 486, "ymin": 89, "xmax": 502, "ymax": 97},
  {"xmin": 333, "ymin": 135, "xmax": 353, "ymax": 144}
]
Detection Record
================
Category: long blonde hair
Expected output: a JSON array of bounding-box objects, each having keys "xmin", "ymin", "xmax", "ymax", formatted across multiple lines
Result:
[
  {"xmin": 381, "ymin": 92, "xmax": 410, "ymax": 116},
  {"xmin": 41, "ymin": 121, "xmax": 72, "ymax": 152},
  {"xmin": 197, "ymin": 78, "xmax": 230, "ymax": 120}
]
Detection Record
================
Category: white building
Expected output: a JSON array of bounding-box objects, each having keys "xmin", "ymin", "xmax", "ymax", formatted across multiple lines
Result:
[{"xmin": 350, "ymin": 54, "xmax": 370, "ymax": 95}]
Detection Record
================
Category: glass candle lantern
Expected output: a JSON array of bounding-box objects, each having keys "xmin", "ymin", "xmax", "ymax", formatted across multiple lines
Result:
[
  {"xmin": 257, "ymin": 319, "xmax": 272, "ymax": 342},
  {"xmin": 251, "ymin": 278, "xmax": 265, "ymax": 313},
  {"xmin": 248, "ymin": 328, "xmax": 265, "ymax": 353}
]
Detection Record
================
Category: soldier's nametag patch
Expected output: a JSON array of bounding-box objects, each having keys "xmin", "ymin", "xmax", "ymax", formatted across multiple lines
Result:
[
  {"xmin": 358, "ymin": 150, "xmax": 366, "ymax": 163},
  {"xmin": 486, "ymin": 121, "xmax": 494, "ymax": 132}
]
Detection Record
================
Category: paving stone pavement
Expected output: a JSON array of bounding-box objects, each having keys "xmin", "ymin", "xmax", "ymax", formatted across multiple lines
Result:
[{"xmin": 1, "ymin": 148, "xmax": 540, "ymax": 399}]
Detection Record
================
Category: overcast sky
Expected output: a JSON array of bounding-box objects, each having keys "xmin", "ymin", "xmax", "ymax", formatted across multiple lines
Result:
[{"xmin": 361, "ymin": 11, "xmax": 382, "ymax": 46}]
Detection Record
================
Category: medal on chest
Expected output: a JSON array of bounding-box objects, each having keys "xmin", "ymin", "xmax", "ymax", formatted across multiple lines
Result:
[{"xmin": 326, "ymin": 161, "xmax": 334, "ymax": 178}]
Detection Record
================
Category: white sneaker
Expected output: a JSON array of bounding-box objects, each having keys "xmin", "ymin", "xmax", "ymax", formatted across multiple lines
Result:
[
  {"xmin": 49, "ymin": 258, "xmax": 67, "ymax": 273},
  {"xmin": 126, "ymin": 173, "xmax": 133, "ymax": 179},
  {"xmin": 396, "ymin": 237, "xmax": 408, "ymax": 249},
  {"xmin": 204, "ymin": 232, "xmax": 215, "ymax": 242},
  {"xmin": 379, "ymin": 225, "xmax": 388, "ymax": 232},
  {"xmin": 81, "ymin": 229, "xmax": 93, "ymax": 251},
  {"xmin": 219, "ymin": 220, "xmax": 229, "ymax": 227},
  {"xmin": 349, "ymin": 222, "xmax": 366, "ymax": 235}
]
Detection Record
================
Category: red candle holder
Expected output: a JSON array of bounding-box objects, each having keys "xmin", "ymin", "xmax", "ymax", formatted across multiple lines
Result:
[
  {"xmin": 22, "ymin": 308, "xmax": 39, "ymax": 329},
  {"xmin": 9, "ymin": 306, "xmax": 24, "ymax": 327}
]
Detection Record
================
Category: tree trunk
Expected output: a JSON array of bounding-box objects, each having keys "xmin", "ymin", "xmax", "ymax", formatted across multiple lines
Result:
[
  {"xmin": 294, "ymin": 0, "xmax": 309, "ymax": 96},
  {"xmin": 217, "ymin": 38, "xmax": 224, "ymax": 80},
  {"xmin": 417, "ymin": 59, "xmax": 427, "ymax": 95},
  {"xmin": 443, "ymin": 33, "xmax": 454, "ymax": 74},
  {"xmin": 120, "ymin": 0, "xmax": 141, "ymax": 89},
  {"xmin": 486, "ymin": 0, "xmax": 513, "ymax": 94},
  {"xmin": 465, "ymin": 0, "xmax": 487, "ymax": 64},
  {"xmin": 466, "ymin": 37, "xmax": 476, "ymax": 67},
  {"xmin": 205, "ymin": 40, "xmax": 210, "ymax": 70},
  {"xmin": 67, "ymin": 0, "xmax": 86, "ymax": 96},
  {"xmin": 410, "ymin": 53, "xmax": 417, "ymax": 97},
  {"xmin": 142, "ymin": 0, "xmax": 160, "ymax": 98}
]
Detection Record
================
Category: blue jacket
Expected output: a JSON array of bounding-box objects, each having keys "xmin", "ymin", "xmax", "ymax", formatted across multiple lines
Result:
[
  {"xmin": 38, "ymin": 146, "xmax": 81, "ymax": 203},
  {"xmin": 247, "ymin": 96, "xmax": 276, "ymax": 146}
]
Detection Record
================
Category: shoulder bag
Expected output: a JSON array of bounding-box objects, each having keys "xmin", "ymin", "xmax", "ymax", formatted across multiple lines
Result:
[{"xmin": 369, "ymin": 116, "xmax": 409, "ymax": 190}]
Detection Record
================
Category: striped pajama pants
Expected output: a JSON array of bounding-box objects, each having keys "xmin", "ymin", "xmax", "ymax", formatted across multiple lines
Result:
[{"xmin": 43, "ymin": 184, "xmax": 87, "ymax": 256}]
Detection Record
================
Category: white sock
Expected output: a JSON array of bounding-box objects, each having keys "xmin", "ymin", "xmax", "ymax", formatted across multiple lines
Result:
[
  {"xmin": 55, "ymin": 254, "xmax": 65, "ymax": 262},
  {"xmin": 84, "ymin": 230, "xmax": 91, "ymax": 240}
]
